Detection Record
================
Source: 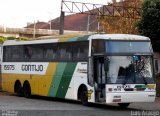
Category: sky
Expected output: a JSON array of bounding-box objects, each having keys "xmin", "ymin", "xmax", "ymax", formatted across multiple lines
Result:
[{"xmin": 0, "ymin": 0, "xmax": 112, "ymax": 28}]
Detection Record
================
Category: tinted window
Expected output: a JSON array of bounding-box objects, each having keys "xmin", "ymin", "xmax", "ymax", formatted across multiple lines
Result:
[
  {"xmin": 105, "ymin": 41, "xmax": 152, "ymax": 53},
  {"xmin": 3, "ymin": 46, "xmax": 12, "ymax": 62},
  {"xmin": 72, "ymin": 42, "xmax": 89, "ymax": 61},
  {"xmin": 3, "ymin": 41, "xmax": 89, "ymax": 62},
  {"xmin": 44, "ymin": 43, "xmax": 57, "ymax": 61},
  {"xmin": 92, "ymin": 39, "xmax": 105, "ymax": 53},
  {"xmin": 3, "ymin": 46, "xmax": 24, "ymax": 62},
  {"xmin": 58, "ymin": 43, "xmax": 72, "ymax": 61},
  {"xmin": 29, "ymin": 45, "xmax": 44, "ymax": 61}
]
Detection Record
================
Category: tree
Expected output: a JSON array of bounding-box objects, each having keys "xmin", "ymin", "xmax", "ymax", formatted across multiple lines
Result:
[
  {"xmin": 137, "ymin": 0, "xmax": 160, "ymax": 51},
  {"xmin": 98, "ymin": 0, "xmax": 143, "ymax": 34}
]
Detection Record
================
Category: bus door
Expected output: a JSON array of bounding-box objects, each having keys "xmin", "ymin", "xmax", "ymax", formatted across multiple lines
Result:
[{"xmin": 93, "ymin": 57, "xmax": 106, "ymax": 102}]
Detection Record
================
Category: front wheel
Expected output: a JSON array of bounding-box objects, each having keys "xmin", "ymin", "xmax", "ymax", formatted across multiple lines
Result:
[
  {"xmin": 118, "ymin": 103, "xmax": 130, "ymax": 108},
  {"xmin": 80, "ymin": 87, "xmax": 89, "ymax": 106}
]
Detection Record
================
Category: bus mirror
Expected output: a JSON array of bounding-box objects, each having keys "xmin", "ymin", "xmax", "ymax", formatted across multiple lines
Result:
[{"xmin": 104, "ymin": 58, "xmax": 109, "ymax": 71}]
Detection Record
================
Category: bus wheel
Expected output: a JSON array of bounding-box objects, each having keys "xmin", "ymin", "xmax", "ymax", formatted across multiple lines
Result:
[
  {"xmin": 80, "ymin": 87, "xmax": 89, "ymax": 106},
  {"xmin": 23, "ymin": 82, "xmax": 31, "ymax": 98},
  {"xmin": 118, "ymin": 103, "xmax": 130, "ymax": 108},
  {"xmin": 14, "ymin": 81, "xmax": 23, "ymax": 97}
]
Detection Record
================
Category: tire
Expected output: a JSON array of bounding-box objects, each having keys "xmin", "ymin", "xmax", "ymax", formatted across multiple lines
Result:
[
  {"xmin": 80, "ymin": 87, "xmax": 89, "ymax": 106},
  {"xmin": 118, "ymin": 103, "xmax": 130, "ymax": 108},
  {"xmin": 15, "ymin": 82, "xmax": 23, "ymax": 97},
  {"xmin": 23, "ymin": 82, "xmax": 31, "ymax": 98}
]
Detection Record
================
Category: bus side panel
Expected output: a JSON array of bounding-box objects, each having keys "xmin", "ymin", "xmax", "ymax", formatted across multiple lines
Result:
[
  {"xmin": 64, "ymin": 62, "xmax": 95, "ymax": 102},
  {"xmin": 2, "ymin": 74, "xmax": 14, "ymax": 93},
  {"xmin": 65, "ymin": 62, "xmax": 88, "ymax": 100}
]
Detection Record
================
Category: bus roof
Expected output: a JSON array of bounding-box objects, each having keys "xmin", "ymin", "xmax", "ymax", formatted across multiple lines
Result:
[
  {"xmin": 3, "ymin": 34, "xmax": 150, "ymax": 46},
  {"xmin": 89, "ymin": 34, "xmax": 150, "ymax": 41}
]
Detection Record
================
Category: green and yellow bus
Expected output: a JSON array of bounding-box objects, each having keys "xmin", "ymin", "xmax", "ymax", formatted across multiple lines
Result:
[{"xmin": 1, "ymin": 34, "xmax": 156, "ymax": 107}]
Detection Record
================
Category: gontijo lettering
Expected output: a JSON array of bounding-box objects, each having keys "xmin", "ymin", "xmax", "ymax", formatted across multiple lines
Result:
[{"xmin": 21, "ymin": 65, "xmax": 43, "ymax": 72}]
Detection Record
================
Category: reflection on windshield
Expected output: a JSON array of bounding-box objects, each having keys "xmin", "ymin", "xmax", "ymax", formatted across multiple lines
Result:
[{"xmin": 107, "ymin": 56, "xmax": 155, "ymax": 84}]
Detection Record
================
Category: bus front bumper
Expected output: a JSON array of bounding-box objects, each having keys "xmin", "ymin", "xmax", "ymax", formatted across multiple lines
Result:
[{"xmin": 106, "ymin": 92, "xmax": 156, "ymax": 103}]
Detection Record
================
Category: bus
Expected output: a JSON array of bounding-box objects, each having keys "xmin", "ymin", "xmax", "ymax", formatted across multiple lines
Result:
[{"xmin": 1, "ymin": 34, "xmax": 156, "ymax": 108}]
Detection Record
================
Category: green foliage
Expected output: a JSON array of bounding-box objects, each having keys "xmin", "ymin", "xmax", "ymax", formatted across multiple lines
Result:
[
  {"xmin": 7, "ymin": 36, "xmax": 17, "ymax": 40},
  {"xmin": 137, "ymin": 0, "xmax": 160, "ymax": 51},
  {"xmin": 0, "ymin": 36, "xmax": 8, "ymax": 42},
  {"xmin": 0, "ymin": 36, "xmax": 36, "ymax": 43}
]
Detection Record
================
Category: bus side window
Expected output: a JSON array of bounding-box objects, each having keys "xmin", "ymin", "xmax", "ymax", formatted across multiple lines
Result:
[
  {"xmin": 72, "ymin": 42, "xmax": 89, "ymax": 61},
  {"xmin": 11, "ymin": 46, "xmax": 22, "ymax": 62},
  {"xmin": 45, "ymin": 49, "xmax": 53, "ymax": 61},
  {"xmin": 19, "ymin": 46, "xmax": 25, "ymax": 62},
  {"xmin": 12, "ymin": 46, "xmax": 17, "ymax": 61},
  {"xmin": 58, "ymin": 43, "xmax": 72, "ymax": 61},
  {"xmin": 24, "ymin": 46, "xmax": 32, "ymax": 60},
  {"xmin": 44, "ymin": 43, "xmax": 57, "ymax": 61},
  {"xmin": 3, "ymin": 46, "xmax": 12, "ymax": 62},
  {"xmin": 30, "ymin": 45, "xmax": 44, "ymax": 62},
  {"xmin": 4, "ymin": 45, "xmax": 24, "ymax": 62}
]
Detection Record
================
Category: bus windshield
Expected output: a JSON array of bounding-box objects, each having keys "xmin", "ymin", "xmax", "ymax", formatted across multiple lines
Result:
[{"xmin": 107, "ymin": 56, "xmax": 155, "ymax": 84}]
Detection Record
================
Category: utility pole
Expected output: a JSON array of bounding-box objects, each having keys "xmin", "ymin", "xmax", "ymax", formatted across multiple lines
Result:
[
  {"xmin": 97, "ymin": 7, "xmax": 100, "ymax": 32},
  {"xmin": 49, "ymin": 21, "xmax": 52, "ymax": 30},
  {"xmin": 33, "ymin": 21, "xmax": 36, "ymax": 38},
  {"xmin": 59, "ymin": 0, "xmax": 64, "ymax": 35},
  {"xmin": 59, "ymin": 11, "xmax": 65, "ymax": 35}
]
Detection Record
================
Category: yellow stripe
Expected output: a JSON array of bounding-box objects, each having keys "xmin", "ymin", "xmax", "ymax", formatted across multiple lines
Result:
[{"xmin": 32, "ymin": 63, "xmax": 57, "ymax": 96}]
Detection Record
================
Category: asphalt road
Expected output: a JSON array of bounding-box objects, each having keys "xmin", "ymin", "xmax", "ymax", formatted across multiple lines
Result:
[{"xmin": 0, "ymin": 92, "xmax": 159, "ymax": 116}]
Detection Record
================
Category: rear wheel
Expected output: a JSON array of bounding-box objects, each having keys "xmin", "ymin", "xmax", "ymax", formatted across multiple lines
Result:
[
  {"xmin": 23, "ymin": 82, "xmax": 31, "ymax": 98},
  {"xmin": 15, "ymin": 82, "xmax": 23, "ymax": 97},
  {"xmin": 118, "ymin": 103, "xmax": 130, "ymax": 108},
  {"xmin": 80, "ymin": 87, "xmax": 89, "ymax": 106}
]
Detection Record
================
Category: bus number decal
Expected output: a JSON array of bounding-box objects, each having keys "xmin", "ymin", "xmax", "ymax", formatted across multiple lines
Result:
[{"xmin": 4, "ymin": 65, "xmax": 15, "ymax": 71}]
